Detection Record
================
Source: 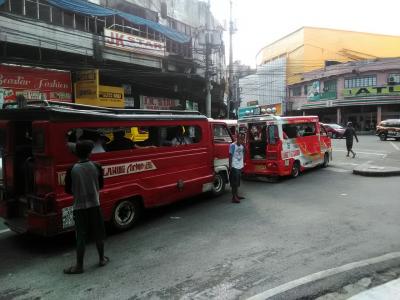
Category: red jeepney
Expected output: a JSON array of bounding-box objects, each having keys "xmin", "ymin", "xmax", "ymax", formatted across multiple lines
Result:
[
  {"xmin": 0, "ymin": 102, "xmax": 232, "ymax": 236},
  {"xmin": 238, "ymin": 113, "xmax": 332, "ymax": 178}
]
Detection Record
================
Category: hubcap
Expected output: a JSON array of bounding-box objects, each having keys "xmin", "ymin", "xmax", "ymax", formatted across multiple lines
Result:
[{"xmin": 115, "ymin": 202, "xmax": 135, "ymax": 226}]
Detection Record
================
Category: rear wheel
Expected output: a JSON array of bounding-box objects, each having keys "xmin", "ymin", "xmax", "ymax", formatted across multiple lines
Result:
[
  {"xmin": 379, "ymin": 133, "xmax": 387, "ymax": 141},
  {"xmin": 291, "ymin": 161, "xmax": 300, "ymax": 178},
  {"xmin": 112, "ymin": 199, "xmax": 142, "ymax": 231},
  {"xmin": 212, "ymin": 172, "xmax": 226, "ymax": 196},
  {"xmin": 322, "ymin": 153, "xmax": 329, "ymax": 168}
]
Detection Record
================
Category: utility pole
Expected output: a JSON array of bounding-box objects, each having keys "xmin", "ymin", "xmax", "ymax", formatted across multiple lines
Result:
[
  {"xmin": 227, "ymin": 0, "xmax": 234, "ymax": 119},
  {"xmin": 205, "ymin": 0, "xmax": 212, "ymax": 117}
]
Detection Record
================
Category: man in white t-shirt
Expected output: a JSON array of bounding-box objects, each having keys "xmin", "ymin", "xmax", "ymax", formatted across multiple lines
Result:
[{"xmin": 229, "ymin": 134, "xmax": 245, "ymax": 203}]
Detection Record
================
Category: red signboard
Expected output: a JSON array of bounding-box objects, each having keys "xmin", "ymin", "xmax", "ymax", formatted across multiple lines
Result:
[{"xmin": 0, "ymin": 64, "xmax": 72, "ymax": 102}]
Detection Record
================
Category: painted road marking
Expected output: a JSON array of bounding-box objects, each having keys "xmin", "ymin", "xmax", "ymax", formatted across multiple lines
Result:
[
  {"xmin": 0, "ymin": 229, "xmax": 10, "ymax": 235},
  {"xmin": 334, "ymin": 149, "xmax": 386, "ymax": 157},
  {"xmin": 323, "ymin": 168, "xmax": 352, "ymax": 173},
  {"xmin": 334, "ymin": 148, "xmax": 388, "ymax": 154},
  {"xmin": 247, "ymin": 252, "xmax": 400, "ymax": 300},
  {"xmin": 390, "ymin": 142, "xmax": 400, "ymax": 151}
]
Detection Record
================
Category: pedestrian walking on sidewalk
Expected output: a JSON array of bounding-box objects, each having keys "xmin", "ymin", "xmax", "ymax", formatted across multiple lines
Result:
[
  {"xmin": 229, "ymin": 134, "xmax": 245, "ymax": 203},
  {"xmin": 342, "ymin": 122, "xmax": 359, "ymax": 158},
  {"xmin": 64, "ymin": 140, "xmax": 109, "ymax": 274}
]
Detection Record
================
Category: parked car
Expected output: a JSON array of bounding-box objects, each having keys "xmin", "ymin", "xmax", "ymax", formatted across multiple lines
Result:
[
  {"xmin": 376, "ymin": 119, "xmax": 400, "ymax": 141},
  {"xmin": 321, "ymin": 123, "xmax": 345, "ymax": 138}
]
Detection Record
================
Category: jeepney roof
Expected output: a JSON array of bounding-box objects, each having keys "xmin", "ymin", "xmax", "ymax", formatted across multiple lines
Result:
[{"xmin": 0, "ymin": 105, "xmax": 208, "ymax": 122}]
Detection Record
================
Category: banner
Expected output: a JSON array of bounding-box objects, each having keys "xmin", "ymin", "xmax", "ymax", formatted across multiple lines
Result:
[
  {"xmin": 0, "ymin": 64, "xmax": 72, "ymax": 102},
  {"xmin": 104, "ymin": 28, "xmax": 166, "ymax": 57},
  {"xmin": 140, "ymin": 95, "xmax": 180, "ymax": 110}
]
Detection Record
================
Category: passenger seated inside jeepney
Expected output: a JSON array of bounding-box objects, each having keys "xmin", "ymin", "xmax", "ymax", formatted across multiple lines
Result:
[
  {"xmin": 106, "ymin": 130, "xmax": 135, "ymax": 151},
  {"xmin": 171, "ymin": 126, "xmax": 192, "ymax": 146},
  {"xmin": 249, "ymin": 124, "xmax": 266, "ymax": 159}
]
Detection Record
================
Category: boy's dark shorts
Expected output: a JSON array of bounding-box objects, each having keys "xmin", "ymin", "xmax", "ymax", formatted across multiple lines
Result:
[
  {"xmin": 230, "ymin": 167, "xmax": 242, "ymax": 187},
  {"xmin": 346, "ymin": 142, "xmax": 353, "ymax": 151},
  {"xmin": 73, "ymin": 206, "xmax": 106, "ymax": 242}
]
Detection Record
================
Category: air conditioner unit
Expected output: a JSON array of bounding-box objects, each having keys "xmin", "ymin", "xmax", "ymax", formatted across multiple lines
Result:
[{"xmin": 388, "ymin": 77, "xmax": 396, "ymax": 85}]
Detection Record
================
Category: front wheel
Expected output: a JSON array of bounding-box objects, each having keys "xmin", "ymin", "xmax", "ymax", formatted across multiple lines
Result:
[
  {"xmin": 212, "ymin": 172, "xmax": 226, "ymax": 196},
  {"xmin": 112, "ymin": 199, "xmax": 142, "ymax": 231},
  {"xmin": 379, "ymin": 133, "xmax": 387, "ymax": 141},
  {"xmin": 291, "ymin": 161, "xmax": 300, "ymax": 178}
]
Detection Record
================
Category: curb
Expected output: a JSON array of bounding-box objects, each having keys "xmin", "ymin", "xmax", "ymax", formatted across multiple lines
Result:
[
  {"xmin": 353, "ymin": 165, "xmax": 400, "ymax": 177},
  {"xmin": 246, "ymin": 252, "xmax": 400, "ymax": 300}
]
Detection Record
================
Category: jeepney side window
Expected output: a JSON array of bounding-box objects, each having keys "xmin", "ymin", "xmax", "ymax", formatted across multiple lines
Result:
[
  {"xmin": 320, "ymin": 125, "xmax": 328, "ymax": 136},
  {"xmin": 283, "ymin": 124, "xmax": 298, "ymax": 139},
  {"xmin": 298, "ymin": 123, "xmax": 316, "ymax": 137},
  {"xmin": 213, "ymin": 124, "xmax": 233, "ymax": 143}
]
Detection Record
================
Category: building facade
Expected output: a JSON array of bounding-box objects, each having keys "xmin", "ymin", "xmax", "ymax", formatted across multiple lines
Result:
[
  {"xmin": 288, "ymin": 58, "xmax": 400, "ymax": 131},
  {"xmin": 0, "ymin": 0, "xmax": 225, "ymax": 116},
  {"xmin": 255, "ymin": 27, "xmax": 400, "ymax": 116}
]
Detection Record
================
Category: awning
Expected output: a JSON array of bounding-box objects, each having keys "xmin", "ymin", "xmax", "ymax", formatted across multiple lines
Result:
[{"xmin": 46, "ymin": 0, "xmax": 191, "ymax": 43}]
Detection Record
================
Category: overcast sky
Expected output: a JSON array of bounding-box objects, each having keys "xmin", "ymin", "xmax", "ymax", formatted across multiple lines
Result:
[{"xmin": 210, "ymin": 0, "xmax": 400, "ymax": 67}]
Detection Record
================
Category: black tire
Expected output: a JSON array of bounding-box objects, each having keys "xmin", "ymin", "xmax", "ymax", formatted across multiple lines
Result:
[
  {"xmin": 322, "ymin": 153, "xmax": 329, "ymax": 168},
  {"xmin": 379, "ymin": 133, "xmax": 387, "ymax": 141},
  {"xmin": 212, "ymin": 172, "xmax": 226, "ymax": 196},
  {"xmin": 291, "ymin": 161, "xmax": 300, "ymax": 178},
  {"xmin": 112, "ymin": 199, "xmax": 142, "ymax": 231}
]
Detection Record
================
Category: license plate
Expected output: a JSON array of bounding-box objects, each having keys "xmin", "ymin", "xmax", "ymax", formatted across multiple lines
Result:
[{"xmin": 255, "ymin": 165, "xmax": 266, "ymax": 171}]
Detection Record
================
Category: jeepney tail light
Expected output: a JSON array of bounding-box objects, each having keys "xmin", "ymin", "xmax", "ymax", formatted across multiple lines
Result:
[
  {"xmin": 29, "ymin": 193, "xmax": 56, "ymax": 214},
  {"xmin": 34, "ymin": 158, "xmax": 54, "ymax": 195}
]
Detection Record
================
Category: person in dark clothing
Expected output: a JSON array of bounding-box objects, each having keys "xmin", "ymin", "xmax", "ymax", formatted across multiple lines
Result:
[
  {"xmin": 106, "ymin": 130, "xmax": 134, "ymax": 151},
  {"xmin": 342, "ymin": 122, "xmax": 359, "ymax": 158},
  {"xmin": 64, "ymin": 140, "xmax": 108, "ymax": 274}
]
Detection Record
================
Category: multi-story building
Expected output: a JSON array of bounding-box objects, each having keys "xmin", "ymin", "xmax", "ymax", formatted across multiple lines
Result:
[
  {"xmin": 0, "ymin": 0, "xmax": 225, "ymax": 116},
  {"xmin": 253, "ymin": 27, "xmax": 400, "ymax": 116},
  {"xmin": 288, "ymin": 58, "xmax": 400, "ymax": 131}
]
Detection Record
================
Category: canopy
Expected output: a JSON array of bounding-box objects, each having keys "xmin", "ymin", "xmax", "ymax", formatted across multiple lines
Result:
[{"xmin": 46, "ymin": 0, "xmax": 191, "ymax": 43}]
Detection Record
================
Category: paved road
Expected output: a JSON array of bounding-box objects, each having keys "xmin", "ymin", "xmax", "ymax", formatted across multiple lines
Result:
[{"xmin": 0, "ymin": 136, "xmax": 399, "ymax": 300}]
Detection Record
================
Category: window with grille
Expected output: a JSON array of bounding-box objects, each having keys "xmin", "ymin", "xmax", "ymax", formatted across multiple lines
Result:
[{"xmin": 344, "ymin": 75, "xmax": 377, "ymax": 88}]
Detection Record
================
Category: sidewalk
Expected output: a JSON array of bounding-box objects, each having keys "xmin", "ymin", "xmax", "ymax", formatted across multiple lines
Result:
[
  {"xmin": 348, "ymin": 278, "xmax": 400, "ymax": 300},
  {"xmin": 353, "ymin": 151, "xmax": 400, "ymax": 177}
]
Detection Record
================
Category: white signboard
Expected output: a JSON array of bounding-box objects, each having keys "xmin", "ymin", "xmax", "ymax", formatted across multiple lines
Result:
[{"xmin": 104, "ymin": 28, "xmax": 166, "ymax": 57}]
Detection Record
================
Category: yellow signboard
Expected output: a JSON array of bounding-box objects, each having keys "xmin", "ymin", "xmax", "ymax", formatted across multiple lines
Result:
[
  {"xmin": 76, "ymin": 85, "xmax": 124, "ymax": 108},
  {"xmin": 344, "ymin": 85, "xmax": 400, "ymax": 97},
  {"xmin": 74, "ymin": 69, "xmax": 99, "ymax": 99}
]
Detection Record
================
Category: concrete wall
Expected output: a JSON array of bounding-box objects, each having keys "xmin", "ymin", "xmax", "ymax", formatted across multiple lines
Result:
[{"xmin": 257, "ymin": 27, "xmax": 400, "ymax": 85}]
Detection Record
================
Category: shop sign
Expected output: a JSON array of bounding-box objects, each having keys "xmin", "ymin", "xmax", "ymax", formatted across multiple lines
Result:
[
  {"xmin": 140, "ymin": 95, "xmax": 180, "ymax": 110},
  {"xmin": 0, "ymin": 64, "xmax": 72, "ymax": 102},
  {"xmin": 238, "ymin": 103, "xmax": 282, "ymax": 118},
  {"xmin": 247, "ymin": 100, "xmax": 258, "ymax": 106},
  {"xmin": 76, "ymin": 85, "xmax": 124, "ymax": 108},
  {"xmin": 75, "ymin": 69, "xmax": 99, "ymax": 99},
  {"xmin": 104, "ymin": 28, "xmax": 166, "ymax": 57},
  {"xmin": 344, "ymin": 85, "xmax": 400, "ymax": 97}
]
